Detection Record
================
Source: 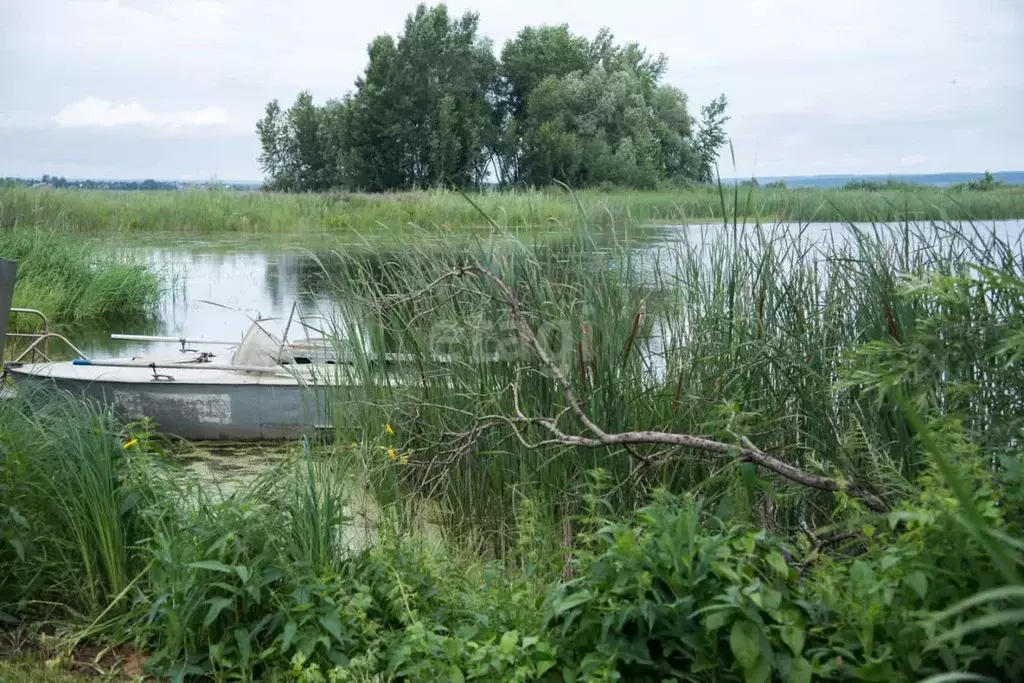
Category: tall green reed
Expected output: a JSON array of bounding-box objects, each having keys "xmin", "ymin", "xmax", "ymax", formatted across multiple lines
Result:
[
  {"xmin": 250, "ymin": 441, "xmax": 353, "ymax": 570},
  {"xmin": 315, "ymin": 216, "xmax": 1022, "ymax": 546},
  {"xmin": 0, "ymin": 386, "xmax": 158, "ymax": 617},
  {"xmin": 0, "ymin": 227, "xmax": 160, "ymax": 329}
]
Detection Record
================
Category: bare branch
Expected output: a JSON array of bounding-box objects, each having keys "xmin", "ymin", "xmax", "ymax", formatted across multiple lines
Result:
[{"xmin": 399, "ymin": 262, "xmax": 889, "ymax": 513}]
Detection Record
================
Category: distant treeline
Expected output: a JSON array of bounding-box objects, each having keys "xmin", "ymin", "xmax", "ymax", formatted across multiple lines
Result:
[
  {"xmin": 0, "ymin": 176, "xmax": 255, "ymax": 192},
  {"xmin": 734, "ymin": 171, "xmax": 1012, "ymax": 192},
  {"xmin": 839, "ymin": 171, "xmax": 1008, "ymax": 192},
  {"xmin": 257, "ymin": 3, "xmax": 730, "ymax": 193},
  {"xmin": 2, "ymin": 176, "xmax": 177, "ymax": 191}
]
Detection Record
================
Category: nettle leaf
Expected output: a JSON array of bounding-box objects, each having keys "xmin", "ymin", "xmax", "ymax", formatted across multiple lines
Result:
[
  {"xmin": 551, "ymin": 590, "xmax": 592, "ymax": 615},
  {"xmin": 703, "ymin": 609, "xmax": 733, "ymax": 632},
  {"xmin": 761, "ymin": 587, "xmax": 782, "ymax": 612},
  {"xmin": 850, "ymin": 559, "xmax": 875, "ymax": 589},
  {"xmin": 745, "ymin": 654, "xmax": 771, "ymax": 683},
  {"xmin": 906, "ymin": 571, "xmax": 929, "ymax": 600},
  {"xmin": 499, "ymin": 630, "xmax": 519, "ymax": 655},
  {"xmin": 188, "ymin": 560, "xmax": 234, "ymax": 574},
  {"xmin": 788, "ymin": 656, "xmax": 812, "ymax": 683},
  {"xmin": 880, "ymin": 553, "xmax": 900, "ymax": 572},
  {"xmin": 780, "ymin": 607, "xmax": 804, "ymax": 627},
  {"xmin": 318, "ymin": 611, "xmax": 344, "ymax": 644},
  {"xmin": 234, "ymin": 627, "xmax": 252, "ymax": 669},
  {"xmin": 780, "ymin": 625, "xmax": 805, "ymax": 656},
  {"xmin": 729, "ymin": 620, "xmax": 761, "ymax": 669},
  {"xmin": 767, "ymin": 551, "xmax": 790, "ymax": 579},
  {"xmin": 261, "ymin": 567, "xmax": 284, "ymax": 585},
  {"xmin": 281, "ymin": 620, "xmax": 297, "ymax": 650},
  {"xmin": 202, "ymin": 597, "xmax": 234, "ymax": 628}
]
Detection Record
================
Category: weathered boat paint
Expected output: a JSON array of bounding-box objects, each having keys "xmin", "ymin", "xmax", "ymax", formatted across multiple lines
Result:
[{"xmin": 4, "ymin": 361, "xmax": 352, "ymax": 441}]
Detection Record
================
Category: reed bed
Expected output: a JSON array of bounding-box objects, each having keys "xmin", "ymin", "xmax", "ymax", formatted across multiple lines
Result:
[
  {"xmin": 316, "ymin": 216, "xmax": 1024, "ymax": 544},
  {"xmin": 2, "ymin": 183, "xmax": 1022, "ymax": 238},
  {"xmin": 0, "ymin": 227, "xmax": 161, "ymax": 329}
]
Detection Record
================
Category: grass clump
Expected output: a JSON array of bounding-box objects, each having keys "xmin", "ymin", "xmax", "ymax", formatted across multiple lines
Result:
[
  {"xmin": 0, "ymin": 386, "xmax": 158, "ymax": 619},
  {"xmin": 0, "ymin": 661, "xmax": 106, "ymax": 682},
  {"xmin": 0, "ymin": 228, "xmax": 160, "ymax": 329}
]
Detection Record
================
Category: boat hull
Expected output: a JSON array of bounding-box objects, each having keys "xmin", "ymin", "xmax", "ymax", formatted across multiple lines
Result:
[{"xmin": 6, "ymin": 363, "xmax": 345, "ymax": 441}]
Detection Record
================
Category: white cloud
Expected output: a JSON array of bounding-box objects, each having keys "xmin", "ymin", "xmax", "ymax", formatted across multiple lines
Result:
[{"xmin": 52, "ymin": 97, "xmax": 229, "ymax": 129}]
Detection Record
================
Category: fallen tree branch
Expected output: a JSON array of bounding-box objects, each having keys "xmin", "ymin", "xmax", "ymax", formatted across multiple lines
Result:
[{"xmin": 413, "ymin": 262, "xmax": 889, "ymax": 513}]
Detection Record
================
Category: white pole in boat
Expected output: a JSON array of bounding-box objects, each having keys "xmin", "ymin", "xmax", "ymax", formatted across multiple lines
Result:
[{"xmin": 110, "ymin": 334, "xmax": 239, "ymax": 346}]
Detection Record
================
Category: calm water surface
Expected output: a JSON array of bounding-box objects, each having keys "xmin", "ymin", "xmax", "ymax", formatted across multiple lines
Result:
[
  {"xmin": 79, "ymin": 248, "xmax": 337, "ymax": 359},
  {"xmin": 78, "ymin": 220, "xmax": 1024, "ymax": 360}
]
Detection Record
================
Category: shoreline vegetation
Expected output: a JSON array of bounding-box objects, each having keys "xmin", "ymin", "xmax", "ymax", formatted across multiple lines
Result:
[
  {"xmin": 0, "ymin": 227, "xmax": 160, "ymax": 333},
  {"xmin": 2, "ymin": 183, "xmax": 1023, "ymax": 239},
  {"xmin": 1, "ymin": 217, "xmax": 1022, "ymax": 681},
  {"xmin": 1, "ymin": 3, "xmax": 1021, "ymax": 675}
]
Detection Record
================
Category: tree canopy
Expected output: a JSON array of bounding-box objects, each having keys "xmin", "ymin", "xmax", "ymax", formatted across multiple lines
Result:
[{"xmin": 258, "ymin": 4, "xmax": 729, "ymax": 192}]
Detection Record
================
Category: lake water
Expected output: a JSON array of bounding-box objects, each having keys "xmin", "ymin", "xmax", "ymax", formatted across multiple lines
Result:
[
  {"xmin": 78, "ymin": 248, "xmax": 338, "ymax": 359},
  {"xmin": 77, "ymin": 219, "xmax": 1024, "ymax": 361}
]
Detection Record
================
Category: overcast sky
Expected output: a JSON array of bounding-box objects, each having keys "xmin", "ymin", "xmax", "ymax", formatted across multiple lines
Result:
[{"xmin": 1, "ymin": 0, "xmax": 1021, "ymax": 181}]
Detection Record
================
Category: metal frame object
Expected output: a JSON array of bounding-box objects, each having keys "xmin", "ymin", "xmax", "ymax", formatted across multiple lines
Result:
[
  {"xmin": 8, "ymin": 331, "xmax": 90, "ymax": 365},
  {"xmin": 7, "ymin": 308, "xmax": 55, "ymax": 362}
]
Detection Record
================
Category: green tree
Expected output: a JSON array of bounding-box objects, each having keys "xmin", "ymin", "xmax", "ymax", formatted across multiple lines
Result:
[
  {"xmin": 256, "ymin": 100, "xmax": 289, "ymax": 190},
  {"xmin": 256, "ymin": 6, "xmax": 729, "ymax": 192},
  {"xmin": 517, "ymin": 64, "xmax": 697, "ymax": 189},
  {"xmin": 287, "ymin": 91, "xmax": 328, "ymax": 191},
  {"xmin": 499, "ymin": 25, "xmax": 592, "ymax": 120},
  {"xmin": 344, "ymin": 4, "xmax": 497, "ymax": 190},
  {"xmin": 256, "ymin": 95, "xmax": 331, "ymax": 192},
  {"xmin": 494, "ymin": 24, "xmax": 593, "ymax": 185},
  {"xmin": 494, "ymin": 25, "xmax": 684, "ymax": 188},
  {"xmin": 692, "ymin": 94, "xmax": 730, "ymax": 183}
]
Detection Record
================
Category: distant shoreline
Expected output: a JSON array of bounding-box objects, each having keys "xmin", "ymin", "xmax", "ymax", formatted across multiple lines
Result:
[
  {"xmin": 723, "ymin": 170, "xmax": 1024, "ymax": 189},
  {"xmin": 2, "ymin": 170, "xmax": 1022, "ymax": 191},
  {"xmin": 2, "ymin": 182, "xmax": 1022, "ymax": 237}
]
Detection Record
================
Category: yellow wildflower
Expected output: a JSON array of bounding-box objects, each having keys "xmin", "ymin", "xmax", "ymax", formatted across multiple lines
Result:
[
  {"xmin": 384, "ymin": 423, "xmax": 395, "ymax": 436},
  {"xmin": 123, "ymin": 438, "xmax": 138, "ymax": 449},
  {"xmin": 386, "ymin": 447, "xmax": 398, "ymax": 462},
  {"xmin": 399, "ymin": 454, "xmax": 409, "ymax": 465}
]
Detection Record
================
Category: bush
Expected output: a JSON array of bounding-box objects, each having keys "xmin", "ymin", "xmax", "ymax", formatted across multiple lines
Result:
[
  {"xmin": 544, "ymin": 463, "xmax": 1022, "ymax": 682},
  {"xmin": 545, "ymin": 492, "xmax": 811, "ymax": 682},
  {"xmin": 2, "ymin": 396, "xmax": 1021, "ymax": 680}
]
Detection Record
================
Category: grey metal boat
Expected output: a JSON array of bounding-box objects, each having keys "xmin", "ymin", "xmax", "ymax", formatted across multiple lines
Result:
[
  {"xmin": 0, "ymin": 258, "xmax": 463, "ymax": 441},
  {"xmin": 0, "ymin": 252, "xmax": 374, "ymax": 441},
  {"xmin": 4, "ymin": 318, "xmax": 361, "ymax": 440}
]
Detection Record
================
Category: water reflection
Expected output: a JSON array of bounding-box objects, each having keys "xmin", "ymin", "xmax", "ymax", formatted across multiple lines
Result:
[
  {"xmin": 80, "ymin": 249, "xmax": 338, "ymax": 359},
  {"xmin": 76, "ymin": 220, "xmax": 1022, "ymax": 361}
]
